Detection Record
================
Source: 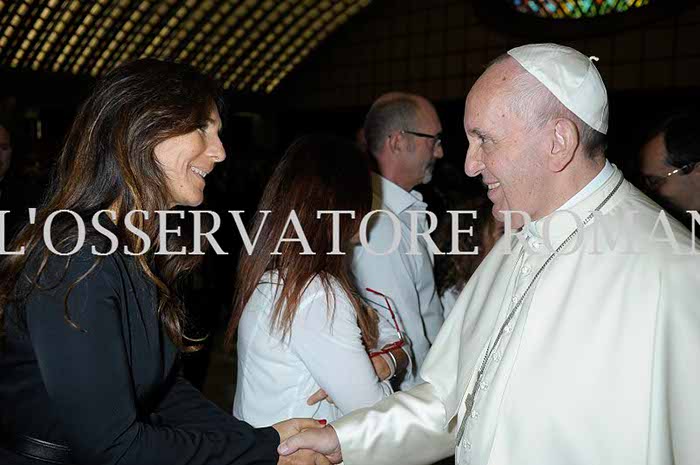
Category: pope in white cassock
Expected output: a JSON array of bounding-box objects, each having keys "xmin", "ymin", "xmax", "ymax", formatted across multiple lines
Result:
[{"xmin": 278, "ymin": 43, "xmax": 700, "ymax": 465}]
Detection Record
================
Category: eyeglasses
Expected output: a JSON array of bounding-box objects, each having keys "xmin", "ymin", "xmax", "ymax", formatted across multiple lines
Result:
[
  {"xmin": 400, "ymin": 129, "xmax": 443, "ymax": 151},
  {"xmin": 364, "ymin": 287, "xmax": 405, "ymax": 356},
  {"xmin": 641, "ymin": 162, "xmax": 696, "ymax": 192}
]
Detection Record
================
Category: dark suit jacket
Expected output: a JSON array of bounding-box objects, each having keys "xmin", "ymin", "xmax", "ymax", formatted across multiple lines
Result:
[{"xmin": 0, "ymin": 245, "xmax": 279, "ymax": 464}]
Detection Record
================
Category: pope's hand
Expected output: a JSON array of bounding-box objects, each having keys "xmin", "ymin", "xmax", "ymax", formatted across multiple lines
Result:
[
  {"xmin": 273, "ymin": 419, "xmax": 332, "ymax": 465},
  {"xmin": 278, "ymin": 448, "xmax": 332, "ymax": 465},
  {"xmin": 278, "ymin": 425, "xmax": 342, "ymax": 464}
]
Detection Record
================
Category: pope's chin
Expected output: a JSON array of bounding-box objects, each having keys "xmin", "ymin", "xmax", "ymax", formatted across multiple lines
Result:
[{"xmin": 492, "ymin": 205, "xmax": 506, "ymax": 223}]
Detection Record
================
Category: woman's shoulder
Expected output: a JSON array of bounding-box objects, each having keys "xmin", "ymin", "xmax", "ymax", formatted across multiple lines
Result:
[
  {"xmin": 298, "ymin": 274, "xmax": 355, "ymax": 315},
  {"xmin": 255, "ymin": 271, "xmax": 350, "ymax": 303}
]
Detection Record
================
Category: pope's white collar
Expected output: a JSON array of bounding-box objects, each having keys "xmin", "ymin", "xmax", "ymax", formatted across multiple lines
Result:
[{"xmin": 525, "ymin": 159, "xmax": 614, "ymax": 240}]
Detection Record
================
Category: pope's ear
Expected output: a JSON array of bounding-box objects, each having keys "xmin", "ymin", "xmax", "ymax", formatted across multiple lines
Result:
[{"xmin": 548, "ymin": 118, "xmax": 579, "ymax": 172}]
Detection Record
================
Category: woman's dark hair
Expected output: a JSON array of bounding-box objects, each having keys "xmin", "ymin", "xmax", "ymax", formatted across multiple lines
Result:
[
  {"xmin": 433, "ymin": 197, "xmax": 501, "ymax": 298},
  {"xmin": 0, "ymin": 58, "xmax": 223, "ymax": 349},
  {"xmin": 226, "ymin": 134, "xmax": 377, "ymax": 349}
]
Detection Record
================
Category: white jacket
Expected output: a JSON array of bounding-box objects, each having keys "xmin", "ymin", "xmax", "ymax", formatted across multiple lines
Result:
[{"xmin": 333, "ymin": 165, "xmax": 700, "ymax": 465}]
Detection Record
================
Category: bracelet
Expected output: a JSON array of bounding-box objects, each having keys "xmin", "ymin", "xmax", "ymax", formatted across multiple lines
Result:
[
  {"xmin": 386, "ymin": 350, "xmax": 398, "ymax": 377},
  {"xmin": 379, "ymin": 352, "xmax": 396, "ymax": 379}
]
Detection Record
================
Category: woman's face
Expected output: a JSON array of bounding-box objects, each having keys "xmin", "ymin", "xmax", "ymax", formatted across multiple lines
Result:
[{"xmin": 155, "ymin": 109, "xmax": 225, "ymax": 208}]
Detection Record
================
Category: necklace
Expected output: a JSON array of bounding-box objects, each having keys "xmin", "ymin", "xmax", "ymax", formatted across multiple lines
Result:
[{"xmin": 455, "ymin": 176, "xmax": 624, "ymax": 447}]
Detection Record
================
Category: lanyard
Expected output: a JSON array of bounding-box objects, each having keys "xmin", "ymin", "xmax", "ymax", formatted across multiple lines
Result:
[{"xmin": 455, "ymin": 176, "xmax": 624, "ymax": 447}]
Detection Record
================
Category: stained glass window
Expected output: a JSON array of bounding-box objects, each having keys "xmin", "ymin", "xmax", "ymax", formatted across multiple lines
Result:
[{"xmin": 510, "ymin": 0, "xmax": 652, "ymax": 19}]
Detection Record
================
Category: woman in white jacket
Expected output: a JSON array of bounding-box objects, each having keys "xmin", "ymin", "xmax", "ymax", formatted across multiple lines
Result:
[{"xmin": 228, "ymin": 135, "xmax": 409, "ymax": 426}]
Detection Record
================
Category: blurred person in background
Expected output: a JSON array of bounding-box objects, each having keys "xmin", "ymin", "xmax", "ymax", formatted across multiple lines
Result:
[
  {"xmin": 0, "ymin": 122, "xmax": 54, "ymax": 241},
  {"xmin": 0, "ymin": 123, "xmax": 17, "ymax": 238},
  {"xmin": 639, "ymin": 111, "xmax": 700, "ymax": 235},
  {"xmin": 229, "ymin": 134, "xmax": 409, "ymax": 426},
  {"xmin": 0, "ymin": 123, "xmax": 11, "ymax": 189},
  {"xmin": 433, "ymin": 197, "xmax": 504, "ymax": 319},
  {"xmin": 353, "ymin": 92, "xmax": 445, "ymax": 390}
]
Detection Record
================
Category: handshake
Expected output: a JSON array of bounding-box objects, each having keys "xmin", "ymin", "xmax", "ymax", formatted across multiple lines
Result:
[
  {"xmin": 270, "ymin": 341, "xmax": 404, "ymax": 464},
  {"xmin": 272, "ymin": 418, "xmax": 343, "ymax": 465}
]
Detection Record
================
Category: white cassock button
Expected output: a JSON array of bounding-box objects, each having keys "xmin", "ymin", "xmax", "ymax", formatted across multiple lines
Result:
[
  {"xmin": 532, "ymin": 241, "xmax": 541, "ymax": 250},
  {"xmin": 521, "ymin": 264, "xmax": 531, "ymax": 275},
  {"xmin": 480, "ymin": 381, "xmax": 489, "ymax": 391},
  {"xmin": 493, "ymin": 351, "xmax": 502, "ymax": 362},
  {"xmin": 504, "ymin": 323, "xmax": 513, "ymax": 334},
  {"xmin": 462, "ymin": 441, "xmax": 472, "ymax": 451},
  {"xmin": 471, "ymin": 410, "xmax": 479, "ymax": 420},
  {"xmin": 511, "ymin": 295, "xmax": 518, "ymax": 304}
]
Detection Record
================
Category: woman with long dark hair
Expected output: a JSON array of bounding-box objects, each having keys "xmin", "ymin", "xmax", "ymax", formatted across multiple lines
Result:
[
  {"xmin": 228, "ymin": 135, "xmax": 409, "ymax": 427},
  {"xmin": 0, "ymin": 59, "xmax": 323, "ymax": 465}
]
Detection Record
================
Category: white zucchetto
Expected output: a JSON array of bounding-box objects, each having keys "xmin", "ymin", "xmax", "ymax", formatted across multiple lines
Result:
[{"xmin": 508, "ymin": 43, "xmax": 609, "ymax": 134}]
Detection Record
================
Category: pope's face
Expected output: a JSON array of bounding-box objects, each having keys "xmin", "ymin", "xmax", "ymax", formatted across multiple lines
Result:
[{"xmin": 463, "ymin": 62, "xmax": 548, "ymax": 228}]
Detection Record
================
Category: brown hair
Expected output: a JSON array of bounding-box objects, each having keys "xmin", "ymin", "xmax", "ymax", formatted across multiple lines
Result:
[
  {"xmin": 226, "ymin": 134, "xmax": 377, "ymax": 349},
  {"xmin": 433, "ymin": 197, "xmax": 503, "ymax": 297},
  {"xmin": 0, "ymin": 58, "xmax": 223, "ymax": 349}
]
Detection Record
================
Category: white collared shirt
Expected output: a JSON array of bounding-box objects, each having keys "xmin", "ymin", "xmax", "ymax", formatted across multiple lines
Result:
[
  {"xmin": 351, "ymin": 173, "xmax": 444, "ymax": 390},
  {"xmin": 233, "ymin": 271, "xmax": 394, "ymax": 425}
]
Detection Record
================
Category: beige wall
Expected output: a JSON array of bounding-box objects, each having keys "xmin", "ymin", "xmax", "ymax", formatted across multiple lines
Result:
[{"xmin": 277, "ymin": 0, "xmax": 700, "ymax": 108}]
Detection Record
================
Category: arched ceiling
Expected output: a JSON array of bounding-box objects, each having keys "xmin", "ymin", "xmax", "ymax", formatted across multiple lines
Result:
[{"xmin": 0, "ymin": 0, "xmax": 371, "ymax": 93}]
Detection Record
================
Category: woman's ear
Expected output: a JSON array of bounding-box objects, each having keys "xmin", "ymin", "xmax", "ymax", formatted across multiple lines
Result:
[{"xmin": 548, "ymin": 118, "xmax": 579, "ymax": 173}]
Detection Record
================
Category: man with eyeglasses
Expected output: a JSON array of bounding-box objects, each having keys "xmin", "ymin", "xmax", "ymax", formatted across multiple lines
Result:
[
  {"xmin": 639, "ymin": 112, "xmax": 700, "ymax": 235},
  {"xmin": 0, "ymin": 124, "xmax": 12, "ymax": 201},
  {"xmin": 351, "ymin": 92, "xmax": 445, "ymax": 391}
]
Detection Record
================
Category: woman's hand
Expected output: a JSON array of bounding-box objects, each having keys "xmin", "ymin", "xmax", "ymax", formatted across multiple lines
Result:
[
  {"xmin": 279, "ymin": 426, "xmax": 343, "ymax": 464},
  {"xmin": 272, "ymin": 418, "xmax": 327, "ymax": 442},
  {"xmin": 274, "ymin": 419, "xmax": 333, "ymax": 465},
  {"xmin": 306, "ymin": 389, "xmax": 334, "ymax": 406},
  {"xmin": 372, "ymin": 354, "xmax": 392, "ymax": 380},
  {"xmin": 370, "ymin": 342, "xmax": 409, "ymax": 381}
]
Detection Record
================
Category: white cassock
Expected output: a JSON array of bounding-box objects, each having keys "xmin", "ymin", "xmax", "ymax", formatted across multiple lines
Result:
[{"xmin": 332, "ymin": 164, "xmax": 700, "ymax": 465}]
